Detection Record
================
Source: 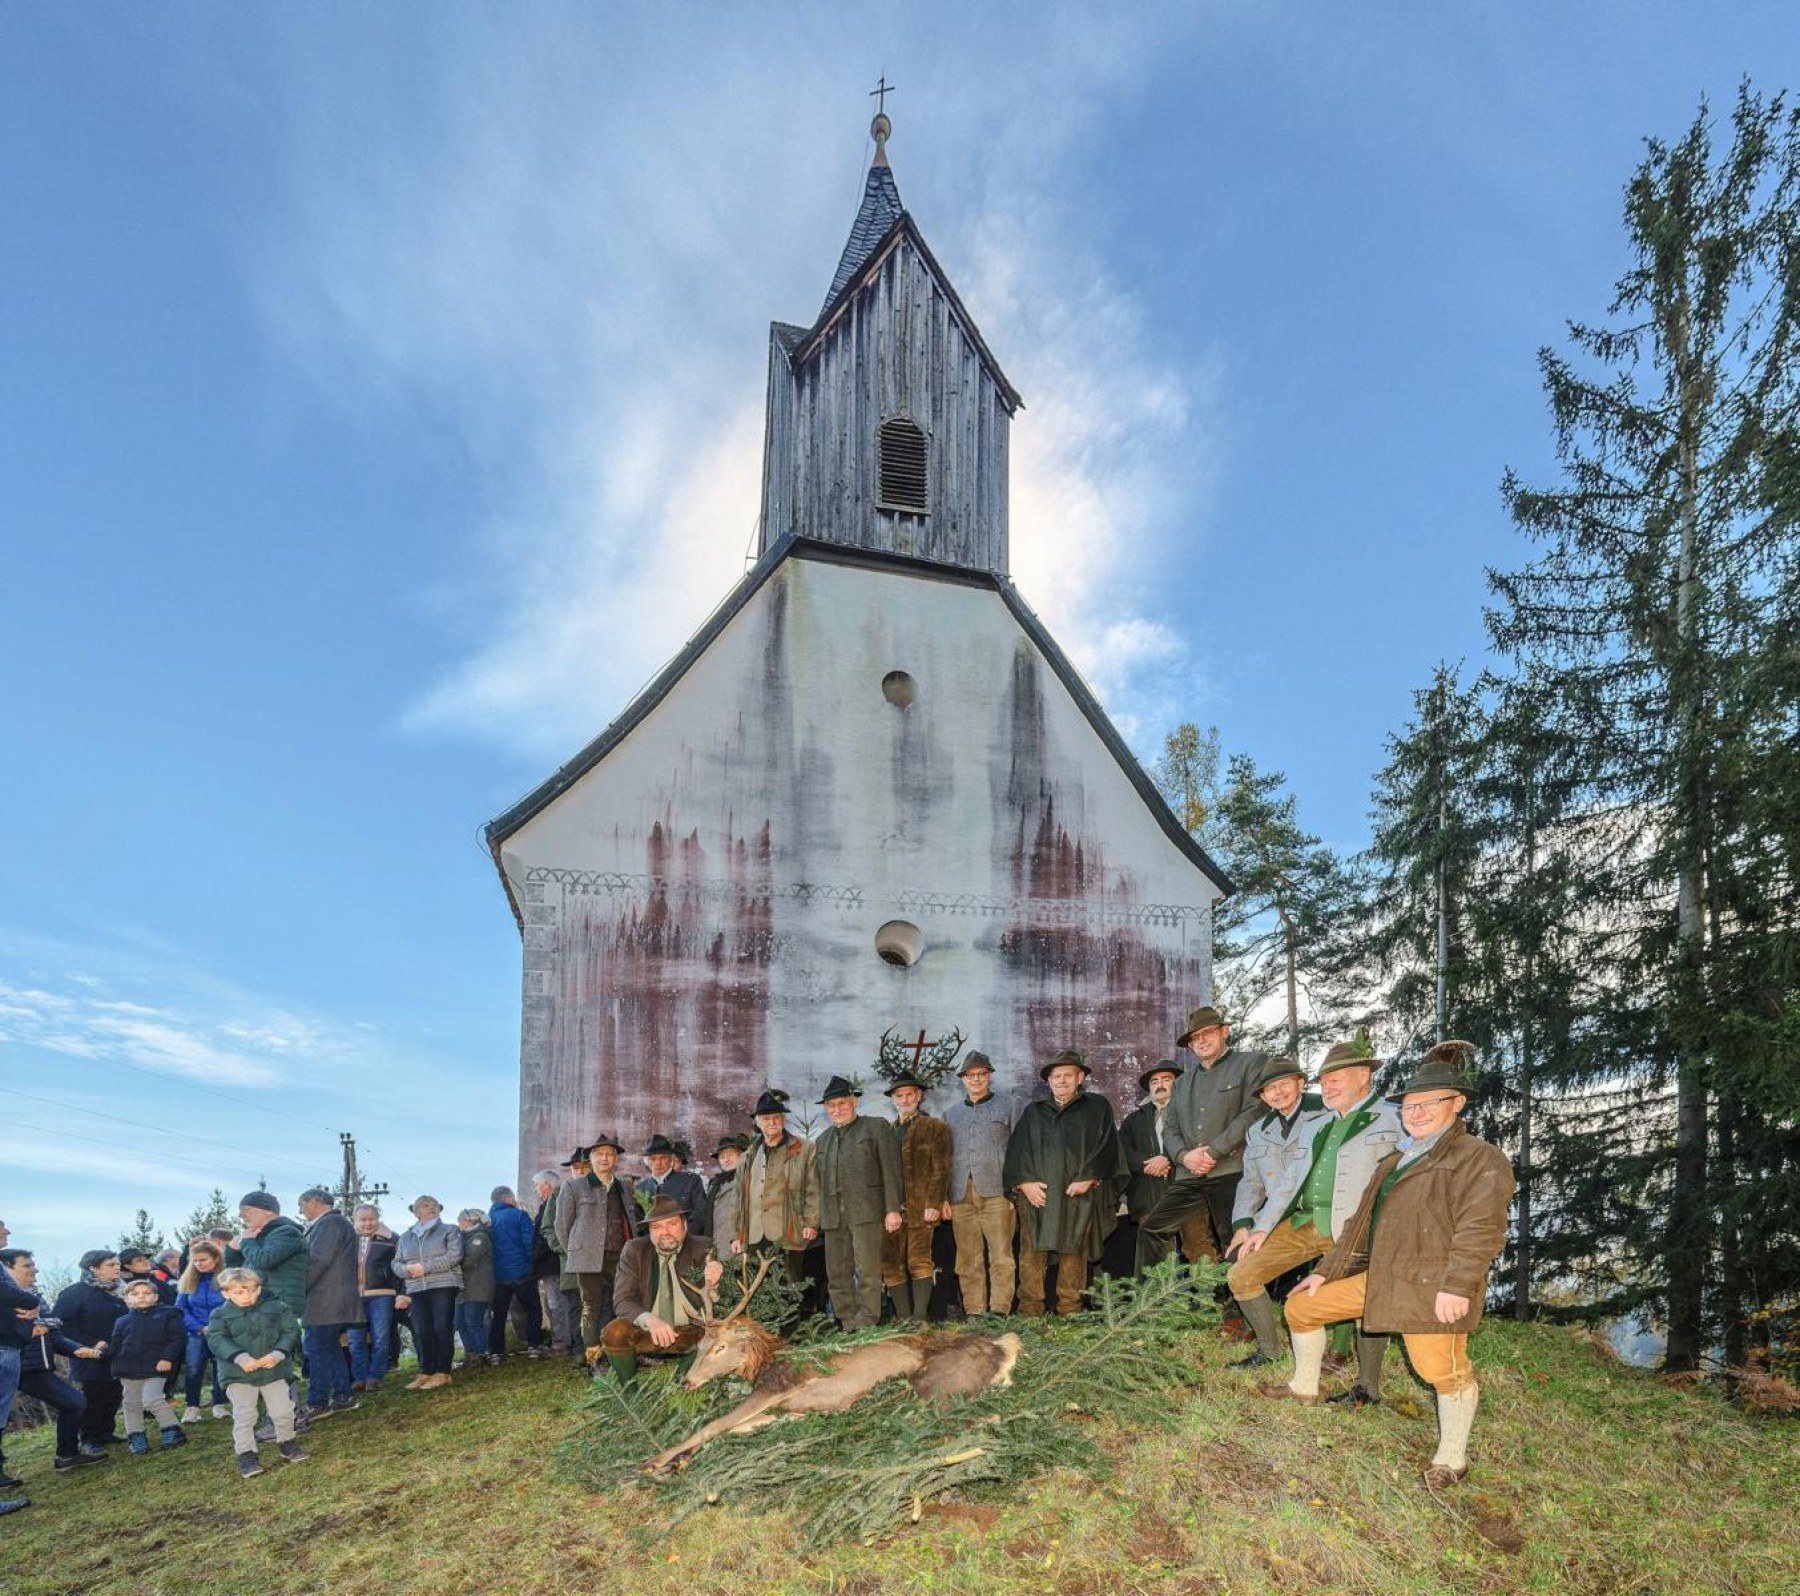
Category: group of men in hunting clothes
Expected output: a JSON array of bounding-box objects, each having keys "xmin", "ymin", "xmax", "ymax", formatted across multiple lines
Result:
[{"xmin": 558, "ymin": 1005, "xmax": 1514, "ymax": 1490}]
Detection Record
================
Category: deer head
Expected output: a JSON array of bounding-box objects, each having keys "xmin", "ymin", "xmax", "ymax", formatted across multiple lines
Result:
[{"xmin": 677, "ymin": 1253, "xmax": 783, "ymax": 1391}]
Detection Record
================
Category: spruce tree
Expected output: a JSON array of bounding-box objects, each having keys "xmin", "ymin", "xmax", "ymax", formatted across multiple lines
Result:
[
  {"xmin": 182, "ymin": 1188, "xmax": 233, "ymax": 1241},
  {"xmin": 1491, "ymin": 85, "xmax": 1800, "ymax": 1368},
  {"xmin": 118, "ymin": 1208, "xmax": 165, "ymax": 1254}
]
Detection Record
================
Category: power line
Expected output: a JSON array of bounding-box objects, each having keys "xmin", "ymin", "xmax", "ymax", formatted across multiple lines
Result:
[
  {"xmin": 4, "ymin": 1114, "xmax": 289, "ymax": 1192},
  {"xmin": 0, "ymin": 1084, "xmax": 325, "ymax": 1177}
]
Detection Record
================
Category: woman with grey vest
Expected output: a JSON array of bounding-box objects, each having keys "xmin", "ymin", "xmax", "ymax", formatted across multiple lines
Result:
[{"xmin": 391, "ymin": 1196, "xmax": 463, "ymax": 1390}]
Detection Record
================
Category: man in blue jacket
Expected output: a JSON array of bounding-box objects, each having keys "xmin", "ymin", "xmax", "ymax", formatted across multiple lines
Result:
[{"xmin": 487, "ymin": 1187, "xmax": 545, "ymax": 1357}]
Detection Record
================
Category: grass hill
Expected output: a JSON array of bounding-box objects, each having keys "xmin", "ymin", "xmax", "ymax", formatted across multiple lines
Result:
[{"xmin": 6, "ymin": 1319, "xmax": 1796, "ymax": 1596}]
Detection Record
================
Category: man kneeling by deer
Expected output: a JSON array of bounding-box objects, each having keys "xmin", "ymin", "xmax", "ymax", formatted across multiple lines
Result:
[{"xmin": 596, "ymin": 1195, "xmax": 724, "ymax": 1384}]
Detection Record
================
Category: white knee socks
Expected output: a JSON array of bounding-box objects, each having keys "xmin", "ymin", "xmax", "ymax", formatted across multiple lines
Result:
[
  {"xmin": 1432, "ymin": 1383, "xmax": 1480, "ymax": 1469},
  {"xmin": 1289, "ymin": 1328, "xmax": 1327, "ymax": 1397}
]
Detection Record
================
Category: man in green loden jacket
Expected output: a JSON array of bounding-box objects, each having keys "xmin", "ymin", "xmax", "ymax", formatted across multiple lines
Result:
[
  {"xmin": 1004, "ymin": 1049, "xmax": 1124, "ymax": 1317},
  {"xmin": 812, "ymin": 1076, "xmax": 903, "ymax": 1330},
  {"xmin": 233, "ymin": 1193, "xmax": 309, "ymax": 1323}
]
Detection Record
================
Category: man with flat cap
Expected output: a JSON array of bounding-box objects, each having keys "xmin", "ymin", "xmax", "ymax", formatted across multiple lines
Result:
[
  {"xmin": 1228, "ymin": 1038, "xmax": 1401, "ymax": 1394},
  {"xmin": 636, "ymin": 1135, "xmax": 710, "ymax": 1236},
  {"xmin": 1003, "ymin": 1049, "xmax": 1124, "ymax": 1317},
  {"xmin": 730, "ymin": 1089, "xmax": 823, "ymax": 1320},
  {"xmin": 555, "ymin": 1134, "xmax": 637, "ymax": 1357},
  {"xmin": 1136, "ymin": 1005, "xmax": 1268, "ymax": 1276},
  {"xmin": 1119, "ymin": 1060, "xmax": 1211, "ymax": 1263},
  {"xmin": 598, "ymin": 1195, "xmax": 723, "ymax": 1384},
  {"xmin": 880, "ymin": 1072, "xmax": 950, "ymax": 1323},
  {"xmin": 812, "ymin": 1077, "xmax": 903, "ymax": 1330},
  {"xmin": 943, "ymin": 1051, "xmax": 1019, "ymax": 1316},
  {"xmin": 1260, "ymin": 1041, "xmax": 1515, "ymax": 1490}
]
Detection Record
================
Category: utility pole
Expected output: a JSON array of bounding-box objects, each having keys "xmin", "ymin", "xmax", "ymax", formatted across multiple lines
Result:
[{"xmin": 334, "ymin": 1132, "xmax": 390, "ymax": 1214}]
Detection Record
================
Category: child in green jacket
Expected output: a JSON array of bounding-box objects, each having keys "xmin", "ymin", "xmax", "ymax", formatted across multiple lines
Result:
[{"xmin": 207, "ymin": 1268, "xmax": 307, "ymax": 1478}]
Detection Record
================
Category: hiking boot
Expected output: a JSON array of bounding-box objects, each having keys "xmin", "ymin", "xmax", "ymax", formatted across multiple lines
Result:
[
  {"xmin": 330, "ymin": 1395, "xmax": 360, "ymax": 1414},
  {"xmin": 277, "ymin": 1440, "xmax": 308, "ymax": 1465},
  {"xmin": 179, "ymin": 1406, "xmax": 202, "ymax": 1424},
  {"xmin": 236, "ymin": 1451, "xmax": 264, "ymax": 1479},
  {"xmin": 159, "ymin": 1425, "xmax": 189, "ymax": 1449},
  {"xmin": 0, "ymin": 1497, "xmax": 27, "ymax": 1515},
  {"xmin": 1326, "ymin": 1385, "xmax": 1380, "ymax": 1409},
  {"xmin": 1229, "ymin": 1349, "xmax": 1275, "ymax": 1370},
  {"xmin": 1422, "ymin": 1463, "xmax": 1469, "ymax": 1490},
  {"xmin": 486, "ymin": 1352, "xmax": 502, "ymax": 1366},
  {"xmin": 0, "ymin": 1469, "xmax": 22, "ymax": 1491},
  {"xmin": 298, "ymin": 1403, "xmax": 336, "ymax": 1424},
  {"xmin": 126, "ymin": 1432, "xmax": 150, "ymax": 1456}
]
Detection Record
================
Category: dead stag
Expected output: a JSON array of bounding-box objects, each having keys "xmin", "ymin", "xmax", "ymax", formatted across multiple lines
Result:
[{"xmin": 641, "ymin": 1255, "xmax": 1023, "ymax": 1475}]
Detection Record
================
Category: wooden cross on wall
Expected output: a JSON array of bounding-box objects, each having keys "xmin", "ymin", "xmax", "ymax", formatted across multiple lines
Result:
[{"xmin": 898, "ymin": 1028, "xmax": 935, "ymax": 1068}]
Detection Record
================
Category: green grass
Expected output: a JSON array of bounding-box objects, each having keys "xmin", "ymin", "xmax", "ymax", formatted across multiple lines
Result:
[{"xmin": 6, "ymin": 1322, "xmax": 1797, "ymax": 1596}]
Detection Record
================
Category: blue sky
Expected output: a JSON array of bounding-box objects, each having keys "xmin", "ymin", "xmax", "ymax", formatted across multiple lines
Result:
[{"xmin": 4, "ymin": 4, "xmax": 1794, "ymax": 1264}]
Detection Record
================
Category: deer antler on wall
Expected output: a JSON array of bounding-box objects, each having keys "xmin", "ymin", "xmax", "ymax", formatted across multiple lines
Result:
[{"xmin": 874, "ymin": 1026, "xmax": 966, "ymax": 1092}]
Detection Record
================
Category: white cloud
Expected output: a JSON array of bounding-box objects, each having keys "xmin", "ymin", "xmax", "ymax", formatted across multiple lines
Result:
[{"xmin": 249, "ymin": 9, "xmax": 1222, "ymax": 766}]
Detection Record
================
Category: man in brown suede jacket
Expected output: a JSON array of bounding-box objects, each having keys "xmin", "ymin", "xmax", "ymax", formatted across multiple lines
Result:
[{"xmin": 880, "ymin": 1072, "xmax": 950, "ymax": 1323}]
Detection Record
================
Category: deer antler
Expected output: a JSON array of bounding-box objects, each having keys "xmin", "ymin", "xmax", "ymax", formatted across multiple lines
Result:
[
  {"xmin": 722, "ymin": 1253, "xmax": 777, "ymax": 1322},
  {"xmin": 674, "ymin": 1272, "xmax": 719, "ymax": 1327}
]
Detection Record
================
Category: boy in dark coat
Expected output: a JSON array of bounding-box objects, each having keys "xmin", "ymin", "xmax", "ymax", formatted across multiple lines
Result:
[
  {"xmin": 208, "ymin": 1267, "xmax": 306, "ymax": 1478},
  {"xmin": 110, "ymin": 1278, "xmax": 189, "ymax": 1452}
]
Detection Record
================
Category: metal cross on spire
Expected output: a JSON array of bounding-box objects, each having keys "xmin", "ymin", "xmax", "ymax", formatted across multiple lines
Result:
[{"xmin": 868, "ymin": 75, "xmax": 897, "ymax": 116}]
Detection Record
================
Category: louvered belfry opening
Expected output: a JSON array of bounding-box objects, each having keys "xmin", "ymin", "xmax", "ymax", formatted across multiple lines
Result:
[{"xmin": 877, "ymin": 417, "xmax": 929, "ymax": 514}]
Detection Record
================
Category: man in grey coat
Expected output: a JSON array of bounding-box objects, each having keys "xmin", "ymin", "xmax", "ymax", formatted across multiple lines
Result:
[
  {"xmin": 555, "ymin": 1135, "xmax": 638, "ymax": 1355},
  {"xmin": 942, "ymin": 1052, "xmax": 1018, "ymax": 1316},
  {"xmin": 812, "ymin": 1076, "xmax": 903, "ymax": 1330},
  {"xmin": 296, "ymin": 1187, "xmax": 360, "ymax": 1419},
  {"xmin": 1135, "ymin": 1006, "xmax": 1269, "ymax": 1274}
]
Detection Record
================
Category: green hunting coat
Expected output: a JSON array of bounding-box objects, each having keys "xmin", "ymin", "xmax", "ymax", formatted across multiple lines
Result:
[
  {"xmin": 1004, "ymin": 1090, "xmax": 1125, "ymax": 1260},
  {"xmin": 237, "ymin": 1215, "xmax": 309, "ymax": 1322},
  {"xmin": 207, "ymin": 1297, "xmax": 301, "ymax": 1387},
  {"xmin": 814, "ymin": 1114, "xmax": 903, "ymax": 1231}
]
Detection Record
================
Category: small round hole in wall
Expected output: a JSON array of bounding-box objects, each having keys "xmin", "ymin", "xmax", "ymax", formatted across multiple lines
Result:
[
  {"xmin": 875, "ymin": 920, "xmax": 923, "ymax": 968},
  {"xmin": 881, "ymin": 670, "xmax": 917, "ymax": 709}
]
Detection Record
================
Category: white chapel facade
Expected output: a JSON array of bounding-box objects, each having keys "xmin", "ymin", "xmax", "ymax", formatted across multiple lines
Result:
[{"xmin": 486, "ymin": 111, "xmax": 1230, "ymax": 1175}]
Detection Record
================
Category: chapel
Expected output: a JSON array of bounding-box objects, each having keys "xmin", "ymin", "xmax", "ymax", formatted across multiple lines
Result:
[{"xmin": 486, "ymin": 105, "xmax": 1230, "ymax": 1174}]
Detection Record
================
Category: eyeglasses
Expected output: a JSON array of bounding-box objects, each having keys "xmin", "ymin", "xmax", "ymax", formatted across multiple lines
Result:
[{"xmin": 1399, "ymin": 1095, "xmax": 1463, "ymax": 1113}]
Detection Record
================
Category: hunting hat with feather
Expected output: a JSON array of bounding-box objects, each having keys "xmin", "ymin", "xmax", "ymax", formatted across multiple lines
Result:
[
  {"xmin": 641, "ymin": 1133, "xmax": 677, "ymax": 1157},
  {"xmin": 1317, "ymin": 1030, "xmax": 1381, "ymax": 1077},
  {"xmin": 1176, "ymin": 1005, "xmax": 1227, "ymax": 1046},
  {"xmin": 957, "ymin": 1050, "xmax": 993, "ymax": 1077},
  {"xmin": 558, "ymin": 1147, "xmax": 590, "ymax": 1167},
  {"xmin": 751, "ymin": 1088, "xmax": 791, "ymax": 1119},
  {"xmin": 1388, "ymin": 1039, "xmax": 1480, "ymax": 1101},
  {"xmin": 883, "ymin": 1071, "xmax": 927, "ymax": 1096},
  {"xmin": 1039, "ymin": 1047, "xmax": 1090, "ymax": 1080},
  {"xmin": 818, "ymin": 1075, "xmax": 861, "ymax": 1103},
  {"xmin": 1138, "ymin": 1058, "xmax": 1183, "ymax": 1092}
]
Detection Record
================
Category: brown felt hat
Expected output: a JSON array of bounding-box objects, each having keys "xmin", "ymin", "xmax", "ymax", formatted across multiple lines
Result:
[
  {"xmin": 1176, "ymin": 1005, "xmax": 1227, "ymax": 1047},
  {"xmin": 1138, "ymin": 1058, "xmax": 1183, "ymax": 1092},
  {"xmin": 957, "ymin": 1050, "xmax": 994, "ymax": 1076},
  {"xmin": 641, "ymin": 1194, "xmax": 691, "ymax": 1225},
  {"xmin": 883, "ymin": 1072, "xmax": 927, "ymax": 1096},
  {"xmin": 1039, "ymin": 1047, "xmax": 1090, "ymax": 1080}
]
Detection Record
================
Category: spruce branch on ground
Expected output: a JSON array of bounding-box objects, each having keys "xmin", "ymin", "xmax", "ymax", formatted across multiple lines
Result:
[{"xmin": 561, "ymin": 1260, "xmax": 1225, "ymax": 1547}]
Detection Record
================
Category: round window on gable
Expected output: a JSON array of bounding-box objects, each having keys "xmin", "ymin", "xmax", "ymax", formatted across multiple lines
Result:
[
  {"xmin": 877, "ymin": 417, "xmax": 929, "ymax": 514},
  {"xmin": 875, "ymin": 920, "xmax": 923, "ymax": 968},
  {"xmin": 881, "ymin": 670, "xmax": 916, "ymax": 709}
]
